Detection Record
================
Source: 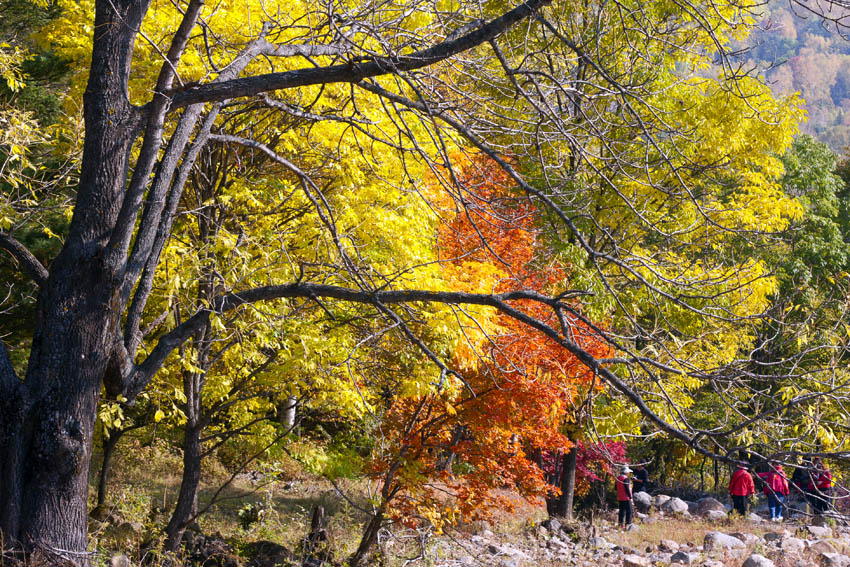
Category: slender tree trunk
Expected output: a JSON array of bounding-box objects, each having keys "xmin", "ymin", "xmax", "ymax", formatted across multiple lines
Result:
[
  {"xmin": 556, "ymin": 446, "xmax": 577, "ymax": 520},
  {"xmin": 349, "ymin": 511, "xmax": 383, "ymax": 567},
  {"xmin": 92, "ymin": 428, "xmax": 124, "ymax": 518},
  {"xmin": 164, "ymin": 423, "xmax": 202, "ymax": 552},
  {"xmin": 281, "ymin": 396, "xmax": 297, "ymax": 429}
]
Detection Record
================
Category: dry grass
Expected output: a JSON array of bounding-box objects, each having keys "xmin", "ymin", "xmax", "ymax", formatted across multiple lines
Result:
[{"xmin": 611, "ymin": 514, "xmax": 775, "ymax": 551}]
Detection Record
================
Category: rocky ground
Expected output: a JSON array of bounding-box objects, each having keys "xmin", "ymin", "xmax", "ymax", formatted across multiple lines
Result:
[{"xmin": 427, "ymin": 492, "xmax": 850, "ymax": 567}]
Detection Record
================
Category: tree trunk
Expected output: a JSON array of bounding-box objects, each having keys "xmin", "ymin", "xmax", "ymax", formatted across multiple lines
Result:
[
  {"xmin": 349, "ymin": 511, "xmax": 383, "ymax": 567},
  {"xmin": 0, "ymin": 0, "xmax": 148, "ymax": 559},
  {"xmin": 92, "ymin": 428, "xmax": 124, "ymax": 519},
  {"xmin": 164, "ymin": 423, "xmax": 202, "ymax": 552},
  {"xmin": 281, "ymin": 396, "xmax": 297, "ymax": 429},
  {"xmin": 556, "ymin": 446, "xmax": 577, "ymax": 520}
]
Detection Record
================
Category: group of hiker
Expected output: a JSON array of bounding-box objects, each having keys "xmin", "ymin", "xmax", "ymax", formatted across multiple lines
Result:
[
  {"xmin": 612, "ymin": 458, "xmax": 834, "ymax": 528},
  {"xmin": 728, "ymin": 458, "xmax": 833, "ymax": 520}
]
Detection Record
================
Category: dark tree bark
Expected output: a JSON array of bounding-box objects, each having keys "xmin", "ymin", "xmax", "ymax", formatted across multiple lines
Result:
[
  {"xmin": 0, "ymin": 0, "xmax": 147, "ymax": 557},
  {"xmin": 164, "ymin": 422, "xmax": 202, "ymax": 551},
  {"xmin": 556, "ymin": 446, "xmax": 578, "ymax": 520},
  {"xmin": 92, "ymin": 428, "xmax": 124, "ymax": 519}
]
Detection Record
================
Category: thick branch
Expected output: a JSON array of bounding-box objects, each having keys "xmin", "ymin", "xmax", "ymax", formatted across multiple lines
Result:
[
  {"xmin": 0, "ymin": 232, "xmax": 48, "ymax": 286},
  {"xmin": 0, "ymin": 337, "xmax": 19, "ymax": 396},
  {"xmin": 119, "ymin": 281, "xmax": 723, "ymax": 465},
  {"xmin": 169, "ymin": 0, "xmax": 551, "ymax": 108}
]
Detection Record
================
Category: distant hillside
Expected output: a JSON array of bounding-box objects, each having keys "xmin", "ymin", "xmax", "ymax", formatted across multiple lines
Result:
[{"xmin": 746, "ymin": 5, "xmax": 850, "ymax": 152}]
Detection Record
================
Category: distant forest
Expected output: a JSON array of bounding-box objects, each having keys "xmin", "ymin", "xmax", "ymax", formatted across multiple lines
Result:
[{"xmin": 748, "ymin": 5, "xmax": 850, "ymax": 151}]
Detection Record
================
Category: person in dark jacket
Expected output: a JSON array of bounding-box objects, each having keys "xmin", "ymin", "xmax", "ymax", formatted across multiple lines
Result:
[
  {"xmin": 615, "ymin": 465, "xmax": 633, "ymax": 528},
  {"xmin": 632, "ymin": 464, "xmax": 650, "ymax": 494},
  {"xmin": 729, "ymin": 465, "xmax": 755, "ymax": 516}
]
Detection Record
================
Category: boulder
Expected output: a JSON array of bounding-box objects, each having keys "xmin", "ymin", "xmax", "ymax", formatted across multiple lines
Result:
[
  {"xmin": 813, "ymin": 515, "xmax": 831, "ymax": 527},
  {"xmin": 661, "ymin": 497, "xmax": 689, "ymax": 515},
  {"xmin": 703, "ymin": 532, "xmax": 745, "ymax": 551},
  {"xmin": 653, "ymin": 494, "xmax": 671, "ymax": 508},
  {"xmin": 811, "ymin": 540, "xmax": 838, "ymax": 554},
  {"xmin": 821, "ymin": 553, "xmax": 850, "ymax": 567},
  {"xmin": 541, "ymin": 518, "xmax": 561, "ymax": 532},
  {"xmin": 742, "ymin": 555, "xmax": 775, "ymax": 567},
  {"xmin": 633, "ymin": 491, "xmax": 652, "ymax": 513},
  {"xmin": 706, "ymin": 510, "xmax": 727, "ymax": 521},
  {"xmin": 246, "ymin": 540, "xmax": 292, "ymax": 567},
  {"xmin": 695, "ymin": 497, "xmax": 726, "ymax": 516},
  {"xmin": 806, "ymin": 525, "xmax": 834, "ymax": 539},
  {"xmin": 659, "ymin": 540, "xmax": 679, "ymax": 552},
  {"xmin": 109, "ymin": 555, "xmax": 131, "ymax": 567},
  {"xmin": 731, "ymin": 532, "xmax": 763, "ymax": 546},
  {"xmin": 748, "ymin": 512, "xmax": 764, "ymax": 522},
  {"xmin": 623, "ymin": 554, "xmax": 651, "ymax": 567},
  {"xmin": 780, "ymin": 537, "xmax": 805, "ymax": 553},
  {"xmin": 670, "ymin": 551, "xmax": 697, "ymax": 565},
  {"xmin": 108, "ymin": 521, "xmax": 144, "ymax": 540},
  {"xmin": 764, "ymin": 531, "xmax": 788, "ymax": 543},
  {"xmin": 590, "ymin": 537, "xmax": 614, "ymax": 549}
]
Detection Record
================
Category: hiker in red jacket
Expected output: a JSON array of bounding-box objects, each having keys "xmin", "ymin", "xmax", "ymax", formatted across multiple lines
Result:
[
  {"xmin": 807, "ymin": 458, "xmax": 833, "ymax": 514},
  {"xmin": 615, "ymin": 465, "xmax": 633, "ymax": 528},
  {"xmin": 729, "ymin": 464, "xmax": 755, "ymax": 516},
  {"xmin": 757, "ymin": 464, "xmax": 789, "ymax": 521}
]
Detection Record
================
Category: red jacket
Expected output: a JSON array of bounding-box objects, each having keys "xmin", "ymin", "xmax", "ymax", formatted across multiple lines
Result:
[
  {"xmin": 729, "ymin": 468, "xmax": 755, "ymax": 496},
  {"xmin": 808, "ymin": 469, "xmax": 832, "ymax": 491},
  {"xmin": 616, "ymin": 475, "xmax": 632, "ymax": 501},
  {"xmin": 757, "ymin": 469, "xmax": 789, "ymax": 496}
]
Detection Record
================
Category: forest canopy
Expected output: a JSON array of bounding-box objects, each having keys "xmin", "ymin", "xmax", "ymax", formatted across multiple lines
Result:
[{"xmin": 1, "ymin": 0, "xmax": 850, "ymax": 564}]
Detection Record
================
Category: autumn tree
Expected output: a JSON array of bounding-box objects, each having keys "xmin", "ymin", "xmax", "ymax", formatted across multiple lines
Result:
[
  {"xmin": 0, "ymin": 0, "xmax": 844, "ymax": 562},
  {"xmin": 352, "ymin": 155, "xmax": 610, "ymax": 564}
]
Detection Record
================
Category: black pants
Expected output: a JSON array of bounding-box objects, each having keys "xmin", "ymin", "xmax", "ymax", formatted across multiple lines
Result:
[
  {"xmin": 807, "ymin": 489, "xmax": 831, "ymax": 514},
  {"xmin": 732, "ymin": 494, "xmax": 748, "ymax": 516},
  {"xmin": 618, "ymin": 500, "xmax": 633, "ymax": 526}
]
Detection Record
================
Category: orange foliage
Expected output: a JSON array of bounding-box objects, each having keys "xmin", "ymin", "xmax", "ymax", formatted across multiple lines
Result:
[{"xmin": 372, "ymin": 154, "xmax": 612, "ymax": 529}]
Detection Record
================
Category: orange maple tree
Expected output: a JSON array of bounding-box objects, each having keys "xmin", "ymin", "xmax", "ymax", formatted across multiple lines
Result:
[{"xmin": 368, "ymin": 154, "xmax": 612, "ymax": 530}]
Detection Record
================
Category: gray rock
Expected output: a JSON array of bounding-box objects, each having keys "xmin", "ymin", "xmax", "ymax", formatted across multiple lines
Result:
[
  {"xmin": 705, "ymin": 510, "xmax": 727, "ymax": 521},
  {"xmin": 498, "ymin": 559, "xmax": 519, "ymax": 567},
  {"xmin": 813, "ymin": 515, "xmax": 830, "ymax": 527},
  {"xmin": 811, "ymin": 540, "xmax": 838, "ymax": 554},
  {"xmin": 622, "ymin": 554, "xmax": 650, "ymax": 567},
  {"xmin": 748, "ymin": 512, "xmax": 764, "ymax": 522},
  {"xmin": 703, "ymin": 532, "xmax": 745, "ymax": 551},
  {"xmin": 590, "ymin": 537, "xmax": 614, "ymax": 549},
  {"xmin": 731, "ymin": 532, "xmax": 762, "ymax": 546},
  {"xmin": 695, "ymin": 497, "xmax": 727, "ymax": 516},
  {"xmin": 661, "ymin": 497, "xmax": 690, "ymax": 515},
  {"xmin": 110, "ymin": 555, "xmax": 131, "ymax": 567},
  {"xmin": 659, "ymin": 540, "xmax": 679, "ymax": 552},
  {"xmin": 653, "ymin": 494, "xmax": 671, "ymax": 508},
  {"xmin": 701, "ymin": 561, "xmax": 726, "ymax": 567},
  {"xmin": 780, "ymin": 537, "xmax": 805, "ymax": 553},
  {"xmin": 633, "ymin": 491, "xmax": 652, "ymax": 513},
  {"xmin": 807, "ymin": 525, "xmax": 834, "ymax": 538},
  {"xmin": 742, "ymin": 554, "xmax": 775, "ymax": 567},
  {"xmin": 670, "ymin": 551, "xmax": 697, "ymax": 565},
  {"xmin": 763, "ymin": 531, "xmax": 788, "ymax": 543},
  {"xmin": 820, "ymin": 553, "xmax": 850, "ymax": 567},
  {"xmin": 459, "ymin": 557, "xmax": 475, "ymax": 566},
  {"xmin": 541, "ymin": 518, "xmax": 561, "ymax": 532}
]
